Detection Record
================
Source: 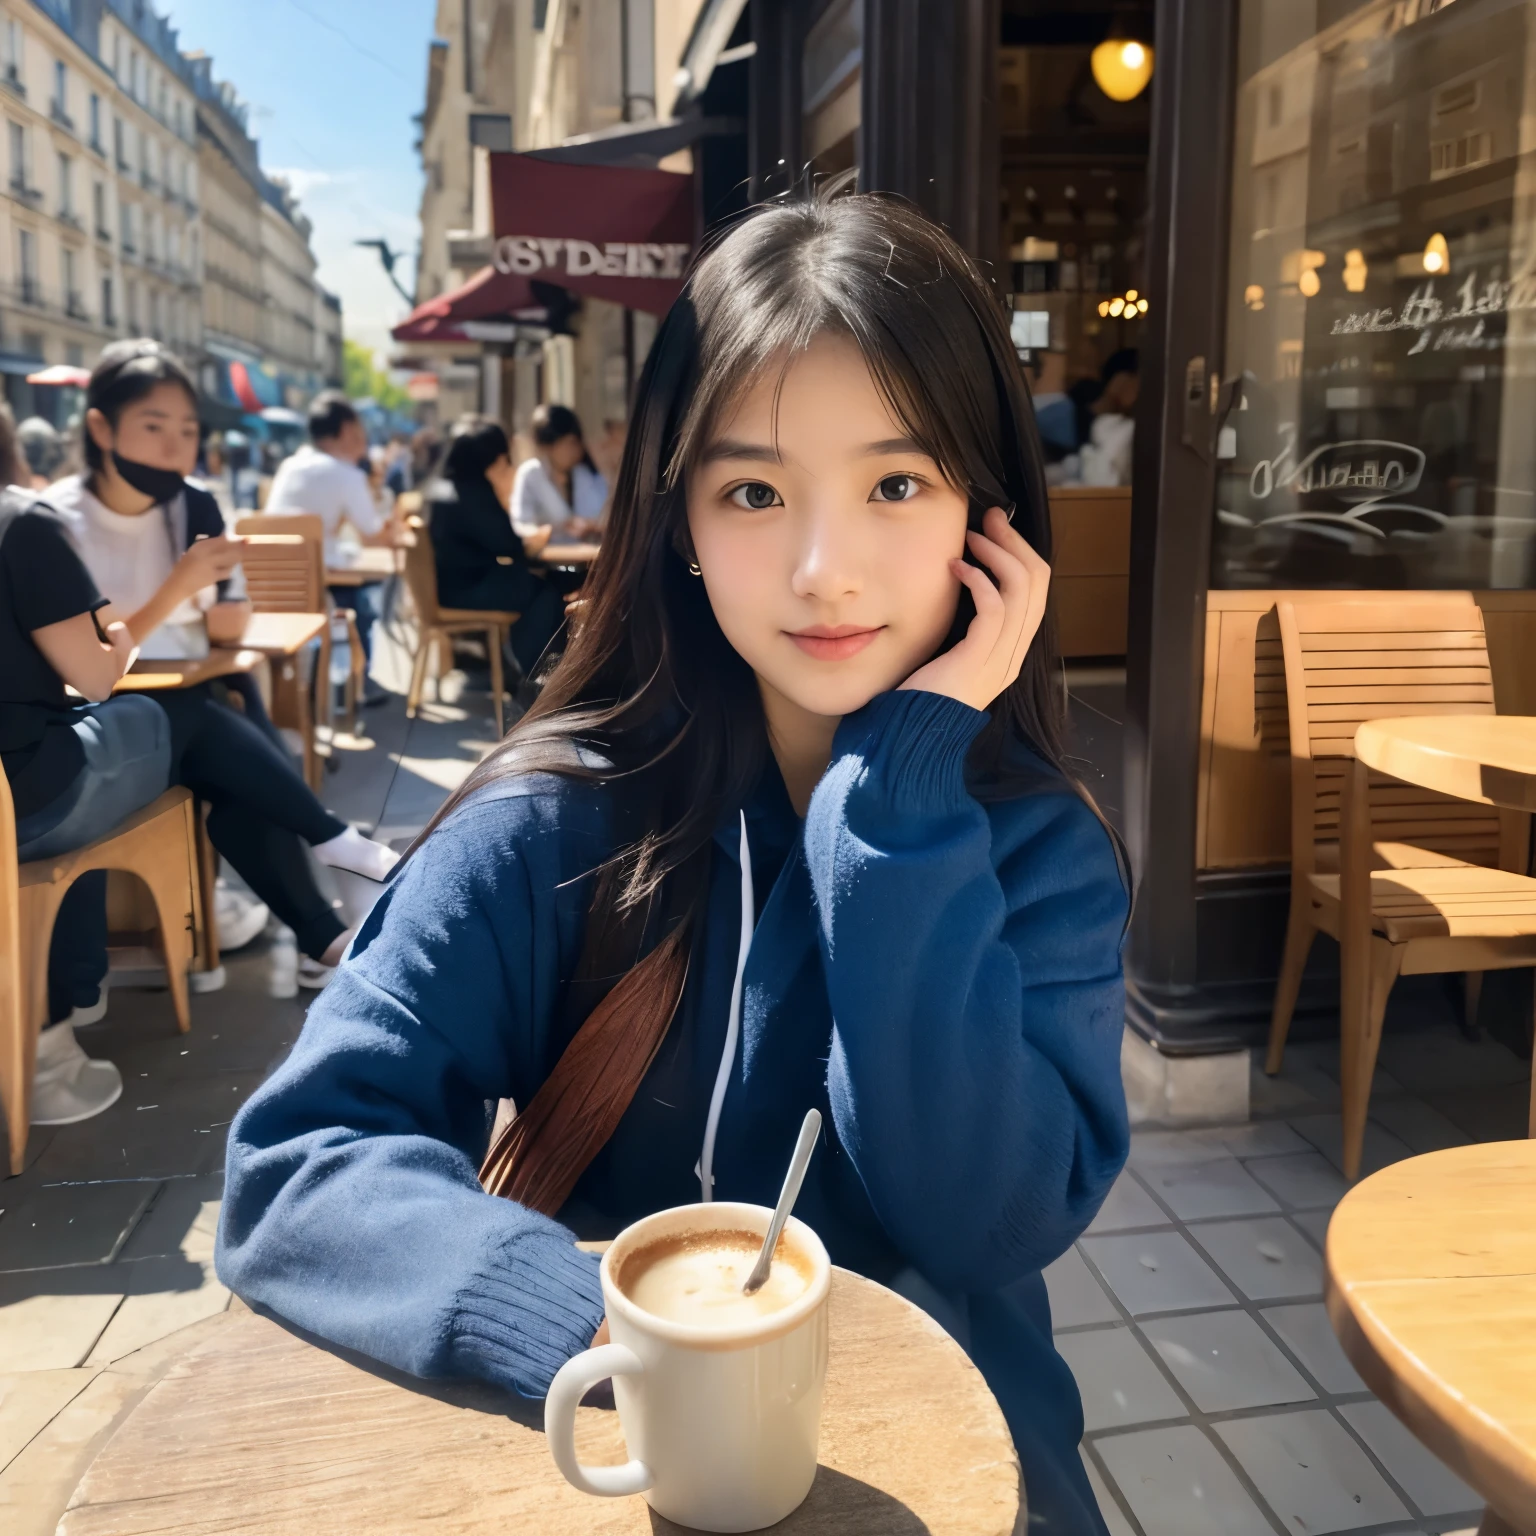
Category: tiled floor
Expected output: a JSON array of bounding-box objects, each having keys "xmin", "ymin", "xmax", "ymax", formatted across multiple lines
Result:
[{"xmin": 1052, "ymin": 1028, "xmax": 1532, "ymax": 1536}]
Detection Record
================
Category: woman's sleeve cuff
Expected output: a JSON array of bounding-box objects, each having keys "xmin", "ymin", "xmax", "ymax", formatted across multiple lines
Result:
[
  {"xmin": 448, "ymin": 1228, "xmax": 606, "ymax": 1399},
  {"xmin": 830, "ymin": 689, "xmax": 988, "ymax": 814}
]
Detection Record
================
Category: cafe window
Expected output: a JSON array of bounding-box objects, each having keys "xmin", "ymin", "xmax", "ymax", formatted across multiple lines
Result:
[{"xmin": 1212, "ymin": 0, "xmax": 1536, "ymax": 591}]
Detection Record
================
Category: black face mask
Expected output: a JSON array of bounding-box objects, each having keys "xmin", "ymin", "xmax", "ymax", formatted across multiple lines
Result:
[{"xmin": 111, "ymin": 450, "xmax": 186, "ymax": 505}]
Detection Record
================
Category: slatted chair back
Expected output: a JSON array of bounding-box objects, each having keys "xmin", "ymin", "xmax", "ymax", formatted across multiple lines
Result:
[
  {"xmin": 1275, "ymin": 596, "xmax": 1514, "ymax": 876},
  {"xmin": 401, "ymin": 515, "xmax": 443, "ymax": 625},
  {"xmin": 234, "ymin": 515, "xmax": 326, "ymax": 613}
]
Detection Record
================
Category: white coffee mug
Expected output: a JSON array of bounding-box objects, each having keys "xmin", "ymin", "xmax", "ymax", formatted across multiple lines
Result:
[{"xmin": 544, "ymin": 1200, "xmax": 831, "ymax": 1533}]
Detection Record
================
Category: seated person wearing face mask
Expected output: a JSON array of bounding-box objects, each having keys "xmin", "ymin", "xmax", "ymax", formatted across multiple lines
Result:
[
  {"xmin": 0, "ymin": 403, "xmax": 170, "ymax": 1125},
  {"xmin": 46, "ymin": 340, "xmax": 401, "ymax": 990}
]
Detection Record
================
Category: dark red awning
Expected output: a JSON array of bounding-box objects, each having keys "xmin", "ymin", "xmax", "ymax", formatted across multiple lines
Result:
[
  {"xmin": 391, "ymin": 265, "xmax": 542, "ymax": 343},
  {"xmin": 392, "ymin": 154, "xmax": 693, "ymax": 342}
]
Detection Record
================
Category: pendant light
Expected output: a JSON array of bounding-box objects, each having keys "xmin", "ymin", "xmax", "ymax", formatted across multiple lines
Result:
[
  {"xmin": 1422, "ymin": 232, "xmax": 1450, "ymax": 275},
  {"xmin": 1092, "ymin": 15, "xmax": 1155, "ymax": 103}
]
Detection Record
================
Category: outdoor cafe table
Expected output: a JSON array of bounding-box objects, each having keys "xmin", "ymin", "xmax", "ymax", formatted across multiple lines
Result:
[
  {"xmin": 113, "ymin": 611, "xmax": 327, "ymax": 692},
  {"xmin": 57, "ymin": 1268, "xmax": 1024, "ymax": 1536},
  {"xmin": 1327, "ymin": 1140, "xmax": 1536, "ymax": 1536},
  {"xmin": 537, "ymin": 539, "xmax": 601, "ymax": 568},
  {"xmin": 326, "ymin": 542, "xmax": 408, "ymax": 587},
  {"xmin": 1355, "ymin": 715, "xmax": 1536, "ymax": 814}
]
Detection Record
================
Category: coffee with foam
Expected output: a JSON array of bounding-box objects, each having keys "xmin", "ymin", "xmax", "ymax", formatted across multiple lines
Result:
[{"xmin": 619, "ymin": 1229, "xmax": 811, "ymax": 1329}]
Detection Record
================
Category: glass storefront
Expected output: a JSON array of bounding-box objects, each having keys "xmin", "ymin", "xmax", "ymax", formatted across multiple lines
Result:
[{"xmin": 1213, "ymin": 0, "xmax": 1536, "ymax": 589}]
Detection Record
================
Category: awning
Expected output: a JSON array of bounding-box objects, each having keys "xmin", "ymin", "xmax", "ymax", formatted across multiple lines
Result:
[
  {"xmin": 487, "ymin": 154, "xmax": 693, "ymax": 313},
  {"xmin": 392, "ymin": 263, "xmax": 549, "ymax": 344},
  {"xmin": 392, "ymin": 155, "xmax": 695, "ymax": 342},
  {"xmin": 0, "ymin": 350, "xmax": 47, "ymax": 377},
  {"xmin": 27, "ymin": 364, "xmax": 90, "ymax": 386}
]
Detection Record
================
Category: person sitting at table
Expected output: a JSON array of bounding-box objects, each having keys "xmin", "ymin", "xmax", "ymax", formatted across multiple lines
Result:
[
  {"xmin": 0, "ymin": 439, "xmax": 170, "ymax": 1124},
  {"xmin": 264, "ymin": 391, "xmax": 399, "ymax": 704},
  {"xmin": 510, "ymin": 404, "xmax": 608, "ymax": 543},
  {"xmin": 48, "ymin": 340, "xmax": 401, "ymax": 989},
  {"xmin": 218, "ymin": 192, "xmax": 1130, "ymax": 1536},
  {"xmin": 427, "ymin": 414, "xmax": 581, "ymax": 682}
]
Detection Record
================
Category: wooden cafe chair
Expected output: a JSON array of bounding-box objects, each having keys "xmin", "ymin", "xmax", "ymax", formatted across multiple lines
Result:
[
  {"xmin": 0, "ymin": 773, "xmax": 201, "ymax": 1175},
  {"xmin": 1265, "ymin": 594, "xmax": 1536, "ymax": 1178},
  {"xmin": 235, "ymin": 515, "xmax": 366, "ymax": 769},
  {"xmin": 400, "ymin": 515, "xmax": 519, "ymax": 738}
]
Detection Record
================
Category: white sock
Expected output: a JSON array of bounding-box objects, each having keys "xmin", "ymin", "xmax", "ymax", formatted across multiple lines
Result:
[{"xmin": 312, "ymin": 825, "xmax": 400, "ymax": 882}]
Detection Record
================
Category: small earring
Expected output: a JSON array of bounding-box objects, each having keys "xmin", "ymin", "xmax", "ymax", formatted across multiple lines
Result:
[{"xmin": 687, "ymin": 560, "xmax": 702, "ymax": 576}]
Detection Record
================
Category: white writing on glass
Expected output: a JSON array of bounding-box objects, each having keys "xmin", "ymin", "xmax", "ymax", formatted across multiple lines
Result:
[{"xmin": 1249, "ymin": 426, "xmax": 1425, "ymax": 503}]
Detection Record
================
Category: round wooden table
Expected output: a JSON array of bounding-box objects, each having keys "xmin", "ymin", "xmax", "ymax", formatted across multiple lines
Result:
[
  {"xmin": 1327, "ymin": 1140, "xmax": 1536, "ymax": 1536},
  {"xmin": 1356, "ymin": 715, "xmax": 1536, "ymax": 813},
  {"xmin": 58, "ymin": 1270, "xmax": 1022, "ymax": 1536}
]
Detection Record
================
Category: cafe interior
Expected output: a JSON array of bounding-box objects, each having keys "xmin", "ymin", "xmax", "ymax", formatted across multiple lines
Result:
[{"xmin": 757, "ymin": 0, "xmax": 1536, "ymax": 1105}]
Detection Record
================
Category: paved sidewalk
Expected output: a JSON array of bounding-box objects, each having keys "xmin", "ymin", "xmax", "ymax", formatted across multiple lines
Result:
[{"xmin": 1054, "ymin": 1028, "xmax": 1529, "ymax": 1536}]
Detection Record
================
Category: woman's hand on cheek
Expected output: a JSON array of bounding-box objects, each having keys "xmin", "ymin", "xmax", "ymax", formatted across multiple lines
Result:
[{"xmin": 898, "ymin": 506, "xmax": 1050, "ymax": 711}]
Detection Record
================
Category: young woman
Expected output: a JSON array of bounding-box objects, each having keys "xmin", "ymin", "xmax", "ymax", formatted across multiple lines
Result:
[
  {"xmin": 0, "ymin": 401, "xmax": 170, "ymax": 1122},
  {"xmin": 218, "ymin": 195, "xmax": 1130, "ymax": 1534},
  {"xmin": 51, "ymin": 340, "xmax": 399, "ymax": 987},
  {"xmin": 510, "ymin": 403, "xmax": 608, "ymax": 540},
  {"xmin": 427, "ymin": 414, "xmax": 580, "ymax": 678}
]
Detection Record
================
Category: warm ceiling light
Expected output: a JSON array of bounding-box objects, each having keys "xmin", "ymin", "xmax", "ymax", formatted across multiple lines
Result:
[
  {"xmin": 1136, "ymin": 298, "xmax": 1148, "ymax": 313},
  {"xmin": 1098, "ymin": 300, "xmax": 1111, "ymax": 317},
  {"xmin": 1091, "ymin": 37, "xmax": 1155, "ymax": 102},
  {"xmin": 1244, "ymin": 283, "xmax": 1265, "ymax": 310},
  {"xmin": 1423, "ymin": 231, "xmax": 1450, "ymax": 274},
  {"xmin": 1343, "ymin": 249, "xmax": 1368, "ymax": 293},
  {"xmin": 1125, "ymin": 288, "xmax": 1138, "ymax": 302},
  {"xmin": 1298, "ymin": 267, "xmax": 1320, "ymax": 297},
  {"xmin": 1109, "ymin": 296, "xmax": 1126, "ymax": 316}
]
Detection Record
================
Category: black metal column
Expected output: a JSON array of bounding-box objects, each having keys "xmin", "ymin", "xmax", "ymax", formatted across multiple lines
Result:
[
  {"xmin": 860, "ymin": 0, "xmax": 1002, "ymax": 275},
  {"xmin": 1123, "ymin": 0, "xmax": 1243, "ymax": 1052}
]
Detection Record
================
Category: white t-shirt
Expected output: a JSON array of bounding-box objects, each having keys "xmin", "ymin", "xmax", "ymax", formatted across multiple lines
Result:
[
  {"xmin": 47, "ymin": 475, "xmax": 229, "ymax": 659},
  {"xmin": 510, "ymin": 457, "xmax": 607, "ymax": 535},
  {"xmin": 265, "ymin": 444, "xmax": 385, "ymax": 561}
]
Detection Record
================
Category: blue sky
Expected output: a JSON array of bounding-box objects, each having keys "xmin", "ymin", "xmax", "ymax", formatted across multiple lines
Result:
[{"xmin": 162, "ymin": 0, "xmax": 437, "ymax": 364}]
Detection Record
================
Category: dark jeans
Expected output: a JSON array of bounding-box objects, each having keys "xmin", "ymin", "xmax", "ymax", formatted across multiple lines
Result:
[
  {"xmin": 154, "ymin": 684, "xmax": 348, "ymax": 960},
  {"xmin": 329, "ymin": 580, "xmax": 385, "ymax": 667},
  {"xmin": 13, "ymin": 695, "xmax": 172, "ymax": 1024}
]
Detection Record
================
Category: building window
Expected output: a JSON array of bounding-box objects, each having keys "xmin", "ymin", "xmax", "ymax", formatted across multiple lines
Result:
[
  {"xmin": 113, "ymin": 116, "xmax": 125, "ymax": 169},
  {"xmin": 126, "ymin": 278, "xmax": 139, "ymax": 330},
  {"xmin": 93, "ymin": 178, "xmax": 106, "ymax": 237},
  {"xmin": 63, "ymin": 246, "xmax": 79, "ymax": 313},
  {"xmin": 8, "ymin": 119, "xmax": 25, "ymax": 191},
  {"xmin": 18, "ymin": 228, "xmax": 38, "ymax": 304},
  {"xmin": 101, "ymin": 274, "xmax": 114, "ymax": 327},
  {"xmin": 120, "ymin": 198, "xmax": 134, "ymax": 254},
  {"xmin": 130, "ymin": 50, "xmax": 140, "ymax": 101},
  {"xmin": 52, "ymin": 58, "xmax": 66, "ymax": 123},
  {"xmin": 4, "ymin": 20, "xmax": 22, "ymax": 92},
  {"xmin": 88, "ymin": 92, "xmax": 100, "ymax": 152},
  {"xmin": 66, "ymin": 342, "xmax": 82, "ymax": 367},
  {"xmin": 57, "ymin": 150, "xmax": 72, "ymax": 218}
]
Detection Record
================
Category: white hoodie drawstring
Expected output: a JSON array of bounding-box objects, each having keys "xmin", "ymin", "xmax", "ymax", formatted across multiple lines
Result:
[{"xmin": 699, "ymin": 811, "xmax": 753, "ymax": 1201}]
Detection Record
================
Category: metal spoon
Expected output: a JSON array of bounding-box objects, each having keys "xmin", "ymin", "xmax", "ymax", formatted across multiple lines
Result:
[{"xmin": 742, "ymin": 1108, "xmax": 822, "ymax": 1296}]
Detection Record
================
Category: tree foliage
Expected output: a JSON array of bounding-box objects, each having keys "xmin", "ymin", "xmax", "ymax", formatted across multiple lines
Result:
[{"xmin": 342, "ymin": 339, "xmax": 411, "ymax": 413}]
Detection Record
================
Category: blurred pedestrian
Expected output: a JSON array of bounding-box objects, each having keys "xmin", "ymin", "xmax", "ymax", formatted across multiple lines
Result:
[
  {"xmin": 17, "ymin": 415, "xmax": 65, "ymax": 490},
  {"xmin": 265, "ymin": 391, "xmax": 400, "ymax": 700},
  {"xmin": 510, "ymin": 404, "xmax": 607, "ymax": 541}
]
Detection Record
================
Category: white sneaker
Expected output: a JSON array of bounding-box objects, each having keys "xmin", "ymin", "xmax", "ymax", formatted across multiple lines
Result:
[
  {"xmin": 68, "ymin": 989, "xmax": 109, "ymax": 1027},
  {"xmin": 296, "ymin": 955, "xmax": 337, "ymax": 990},
  {"xmin": 312, "ymin": 825, "xmax": 400, "ymax": 883},
  {"xmin": 31, "ymin": 1022, "xmax": 123, "ymax": 1126},
  {"xmin": 216, "ymin": 880, "xmax": 270, "ymax": 952}
]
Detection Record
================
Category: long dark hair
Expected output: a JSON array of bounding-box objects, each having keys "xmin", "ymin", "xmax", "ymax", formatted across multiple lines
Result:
[
  {"xmin": 439, "ymin": 414, "xmax": 509, "ymax": 482},
  {"xmin": 429, "ymin": 189, "xmax": 1087, "ymax": 1213},
  {"xmin": 531, "ymin": 402, "xmax": 597, "ymax": 477},
  {"xmin": 81, "ymin": 339, "xmax": 197, "ymax": 473}
]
